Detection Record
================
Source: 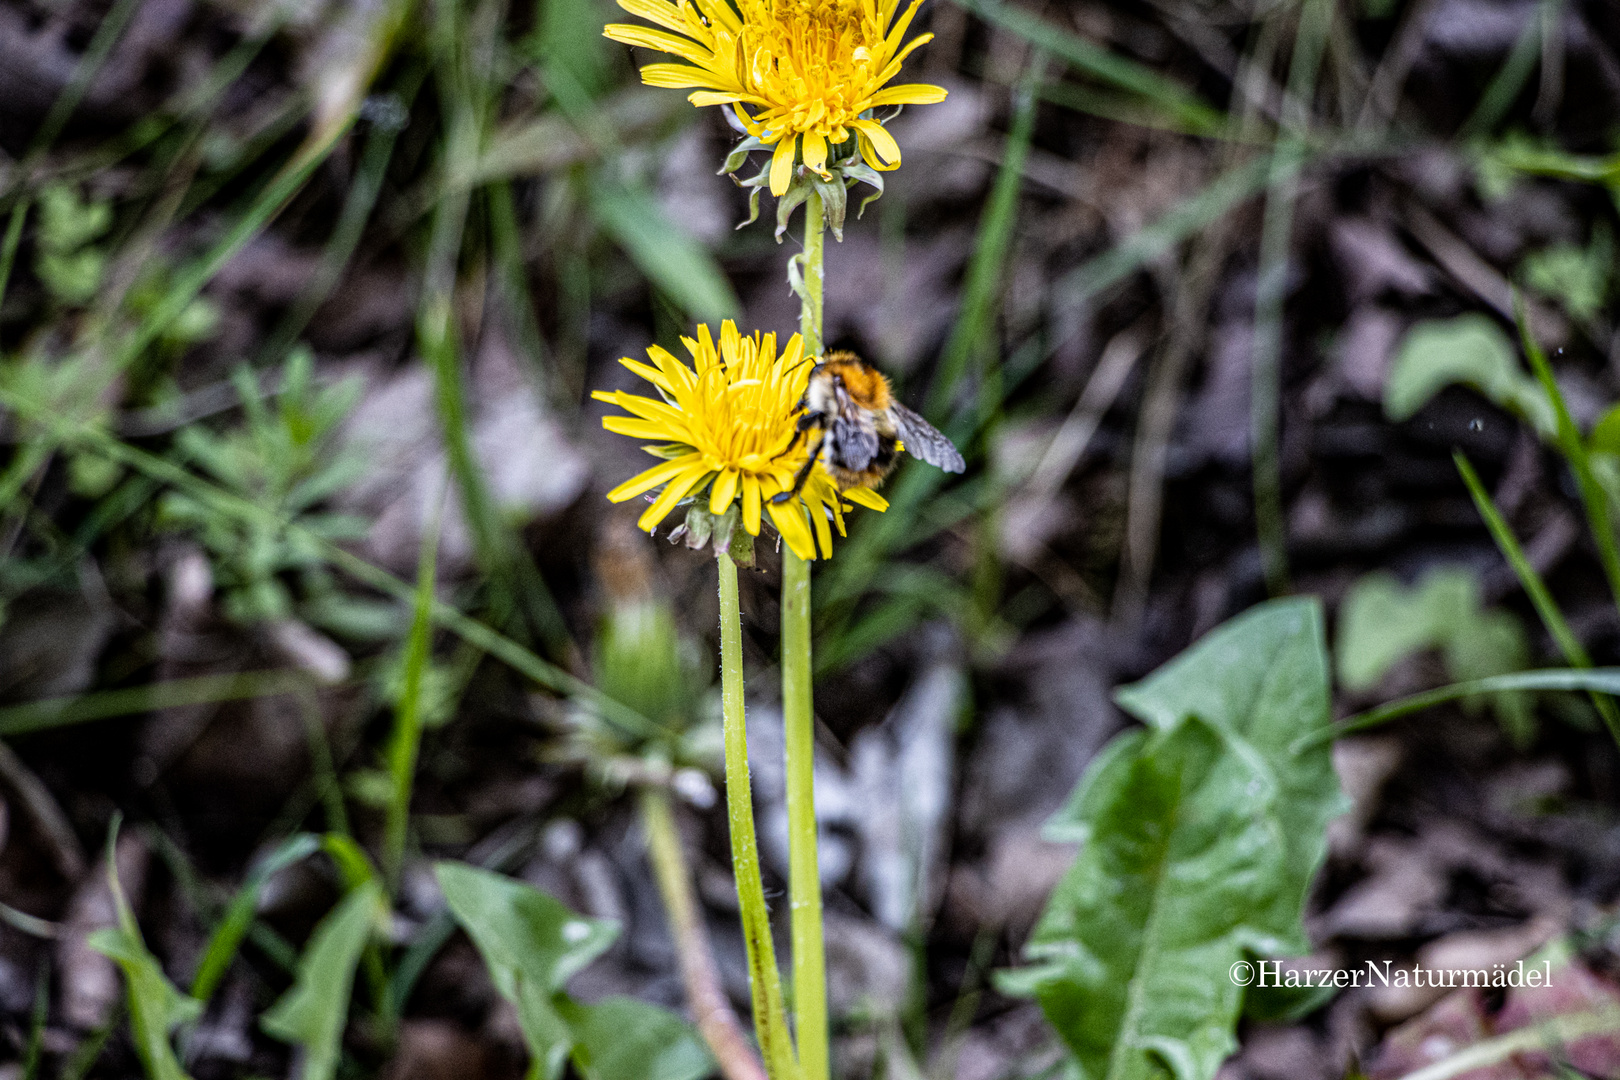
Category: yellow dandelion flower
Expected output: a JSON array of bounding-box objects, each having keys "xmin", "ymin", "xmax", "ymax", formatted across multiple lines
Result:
[
  {"xmin": 593, "ymin": 321, "xmax": 888, "ymax": 560},
  {"xmin": 605, "ymin": 0, "xmax": 947, "ymax": 196}
]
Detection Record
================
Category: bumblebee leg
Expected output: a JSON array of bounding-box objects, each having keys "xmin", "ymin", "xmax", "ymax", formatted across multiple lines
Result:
[
  {"xmin": 772, "ymin": 411, "xmax": 821, "ymax": 464},
  {"xmin": 771, "ymin": 435, "xmax": 823, "ymax": 504}
]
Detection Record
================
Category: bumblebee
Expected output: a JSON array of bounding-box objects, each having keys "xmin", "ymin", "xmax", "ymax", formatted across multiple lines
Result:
[{"xmin": 772, "ymin": 352, "xmax": 965, "ymax": 503}]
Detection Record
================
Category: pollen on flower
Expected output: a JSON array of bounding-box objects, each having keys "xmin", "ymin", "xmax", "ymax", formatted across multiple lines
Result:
[
  {"xmin": 592, "ymin": 320, "xmax": 887, "ymax": 561},
  {"xmin": 605, "ymin": 0, "xmax": 947, "ymax": 195}
]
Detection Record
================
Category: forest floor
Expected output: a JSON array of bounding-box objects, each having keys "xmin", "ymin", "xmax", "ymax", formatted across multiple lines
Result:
[{"xmin": 1, "ymin": 0, "xmax": 1619, "ymax": 1078}]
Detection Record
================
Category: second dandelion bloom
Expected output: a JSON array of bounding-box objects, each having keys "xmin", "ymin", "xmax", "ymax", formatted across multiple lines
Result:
[
  {"xmin": 594, "ymin": 321, "xmax": 887, "ymax": 561},
  {"xmin": 605, "ymin": 0, "xmax": 947, "ymax": 195}
]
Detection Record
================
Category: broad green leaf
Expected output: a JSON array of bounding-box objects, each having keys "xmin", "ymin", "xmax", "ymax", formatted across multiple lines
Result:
[
  {"xmin": 1240, "ymin": 980, "xmax": 1339, "ymax": 1025},
  {"xmin": 1335, "ymin": 571, "xmax": 1455, "ymax": 692},
  {"xmin": 1523, "ymin": 231, "xmax": 1611, "ymax": 321},
  {"xmin": 88, "ymin": 835, "xmax": 202, "ymax": 1080},
  {"xmin": 1384, "ymin": 315, "xmax": 1554, "ymax": 436},
  {"xmin": 1336, "ymin": 569, "xmax": 1531, "ymax": 741},
  {"xmin": 37, "ymin": 248, "xmax": 106, "ymax": 305},
  {"xmin": 999, "ymin": 717, "xmax": 1287, "ymax": 1080},
  {"xmin": 1005, "ymin": 599, "xmax": 1344, "ymax": 1080},
  {"xmin": 37, "ymin": 184, "xmax": 111, "ymax": 254},
  {"xmin": 589, "ymin": 182, "xmax": 739, "ymax": 325},
  {"xmin": 88, "ymin": 928, "xmax": 203, "ymax": 1080},
  {"xmin": 260, "ymin": 881, "xmax": 385, "ymax": 1080},
  {"xmin": 1041, "ymin": 728, "xmax": 1146, "ymax": 845},
  {"xmin": 1113, "ymin": 597, "xmax": 1342, "ymax": 951},
  {"xmin": 557, "ymin": 996, "xmax": 714, "ymax": 1080},
  {"xmin": 435, "ymin": 862, "xmax": 620, "ymax": 1080}
]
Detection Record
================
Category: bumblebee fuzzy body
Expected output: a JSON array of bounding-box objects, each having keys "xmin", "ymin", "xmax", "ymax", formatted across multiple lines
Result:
[{"xmin": 773, "ymin": 352, "xmax": 965, "ymax": 502}]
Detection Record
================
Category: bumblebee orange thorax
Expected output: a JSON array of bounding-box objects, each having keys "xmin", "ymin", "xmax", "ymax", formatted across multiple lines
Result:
[{"xmin": 821, "ymin": 353, "xmax": 893, "ymax": 410}]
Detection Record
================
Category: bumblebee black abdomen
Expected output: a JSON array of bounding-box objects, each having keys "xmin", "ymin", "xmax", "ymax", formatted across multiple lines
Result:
[
  {"xmin": 772, "ymin": 351, "xmax": 962, "ymax": 504},
  {"xmin": 826, "ymin": 431, "xmax": 899, "ymax": 489}
]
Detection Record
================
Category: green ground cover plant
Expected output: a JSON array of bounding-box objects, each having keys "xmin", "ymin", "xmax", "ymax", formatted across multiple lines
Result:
[{"xmin": 3, "ymin": 0, "xmax": 1620, "ymax": 1078}]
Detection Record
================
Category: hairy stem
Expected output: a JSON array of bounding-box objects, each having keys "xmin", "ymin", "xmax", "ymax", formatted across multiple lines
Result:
[
  {"xmin": 800, "ymin": 194, "xmax": 825, "ymax": 353},
  {"xmin": 784, "ymin": 191, "xmax": 831, "ymax": 1080},
  {"xmin": 640, "ymin": 788, "xmax": 769, "ymax": 1080},
  {"xmin": 718, "ymin": 551, "xmax": 798, "ymax": 1080}
]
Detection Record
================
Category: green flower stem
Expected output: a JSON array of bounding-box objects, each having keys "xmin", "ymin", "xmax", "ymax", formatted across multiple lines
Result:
[
  {"xmin": 640, "ymin": 787, "xmax": 769, "ymax": 1080},
  {"xmin": 799, "ymin": 193, "xmax": 826, "ymax": 352},
  {"xmin": 717, "ymin": 550, "xmax": 798, "ymax": 1080},
  {"xmin": 785, "ymin": 190, "xmax": 830, "ymax": 1080},
  {"xmin": 781, "ymin": 550, "xmax": 825, "ymax": 1077}
]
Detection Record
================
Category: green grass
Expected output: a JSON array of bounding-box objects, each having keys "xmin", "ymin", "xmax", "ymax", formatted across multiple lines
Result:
[{"xmin": 3, "ymin": 0, "xmax": 1619, "ymax": 1075}]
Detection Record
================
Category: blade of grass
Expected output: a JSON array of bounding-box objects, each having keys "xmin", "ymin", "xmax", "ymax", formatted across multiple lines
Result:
[
  {"xmin": 59, "ymin": 1001, "xmax": 120, "ymax": 1080},
  {"xmin": 383, "ymin": 492, "xmax": 442, "ymax": 893},
  {"xmin": 259, "ymin": 62, "xmax": 427, "ymax": 366},
  {"xmin": 423, "ymin": 0, "xmax": 577, "ymax": 664},
  {"xmin": 189, "ymin": 833, "xmax": 322, "ymax": 1004},
  {"xmin": 1252, "ymin": 0, "xmax": 1333, "ymax": 597},
  {"xmin": 1034, "ymin": 79, "xmax": 1248, "ymax": 141},
  {"xmin": 486, "ymin": 179, "xmax": 553, "ymax": 400},
  {"xmin": 0, "ymin": 199, "xmax": 28, "ymax": 317},
  {"xmin": 951, "ymin": 0, "xmax": 1226, "ymax": 137},
  {"xmin": 29, "ymin": 0, "xmax": 142, "ymax": 155},
  {"xmin": 0, "ymin": 382, "xmax": 665, "ymax": 741},
  {"xmin": 20, "ymin": 964, "xmax": 46, "ymax": 1080},
  {"xmin": 927, "ymin": 52, "xmax": 1044, "ymax": 419},
  {"xmin": 1454, "ymin": 450, "xmax": 1620, "ymax": 745},
  {"xmin": 1298, "ymin": 668, "xmax": 1620, "ymax": 749},
  {"xmin": 1458, "ymin": 0, "xmax": 1552, "ymax": 138},
  {"xmin": 384, "ymin": 911, "xmax": 456, "ymax": 1020},
  {"xmin": 1054, "ymin": 152, "xmax": 1280, "ymax": 302},
  {"xmin": 1514, "ymin": 297, "xmax": 1620, "ymax": 613},
  {"xmin": 0, "ymin": 669, "xmax": 321, "ymax": 738},
  {"xmin": 300, "ymin": 689, "xmax": 351, "ymax": 839},
  {"xmin": 0, "ymin": 739, "xmax": 85, "ymax": 878},
  {"xmin": 0, "ymin": 899, "xmax": 58, "ymax": 939},
  {"xmin": 589, "ymin": 181, "xmax": 741, "ymax": 324},
  {"xmin": 1393, "ymin": 1007, "xmax": 1620, "ymax": 1080}
]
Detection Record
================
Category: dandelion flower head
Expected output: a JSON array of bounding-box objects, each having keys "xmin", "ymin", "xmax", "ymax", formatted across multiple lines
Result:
[
  {"xmin": 593, "ymin": 321, "xmax": 887, "ymax": 560},
  {"xmin": 605, "ymin": 0, "xmax": 947, "ymax": 195}
]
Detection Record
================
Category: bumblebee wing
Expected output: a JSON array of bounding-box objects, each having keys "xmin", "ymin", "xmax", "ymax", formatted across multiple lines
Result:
[
  {"xmin": 830, "ymin": 416, "xmax": 880, "ymax": 470},
  {"xmin": 892, "ymin": 403, "xmax": 965, "ymax": 473}
]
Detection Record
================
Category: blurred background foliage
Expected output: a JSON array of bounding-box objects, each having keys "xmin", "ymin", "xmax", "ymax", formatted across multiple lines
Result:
[{"xmin": 0, "ymin": 0, "xmax": 1618, "ymax": 1075}]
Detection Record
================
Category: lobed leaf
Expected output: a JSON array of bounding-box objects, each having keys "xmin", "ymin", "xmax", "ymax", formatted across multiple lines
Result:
[
  {"xmin": 260, "ymin": 881, "xmax": 385, "ymax": 1080},
  {"xmin": 434, "ymin": 862, "xmax": 620, "ymax": 1080},
  {"xmin": 89, "ymin": 831, "xmax": 203, "ymax": 1080},
  {"xmin": 556, "ymin": 995, "xmax": 715, "ymax": 1080},
  {"xmin": 1006, "ymin": 599, "xmax": 1342, "ymax": 1080},
  {"xmin": 1384, "ymin": 315, "xmax": 1554, "ymax": 437},
  {"xmin": 87, "ymin": 928, "xmax": 202, "ymax": 1080}
]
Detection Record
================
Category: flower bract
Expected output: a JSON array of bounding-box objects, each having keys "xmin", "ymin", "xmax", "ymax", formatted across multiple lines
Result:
[
  {"xmin": 605, "ymin": 0, "xmax": 947, "ymax": 195},
  {"xmin": 593, "ymin": 321, "xmax": 887, "ymax": 560}
]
